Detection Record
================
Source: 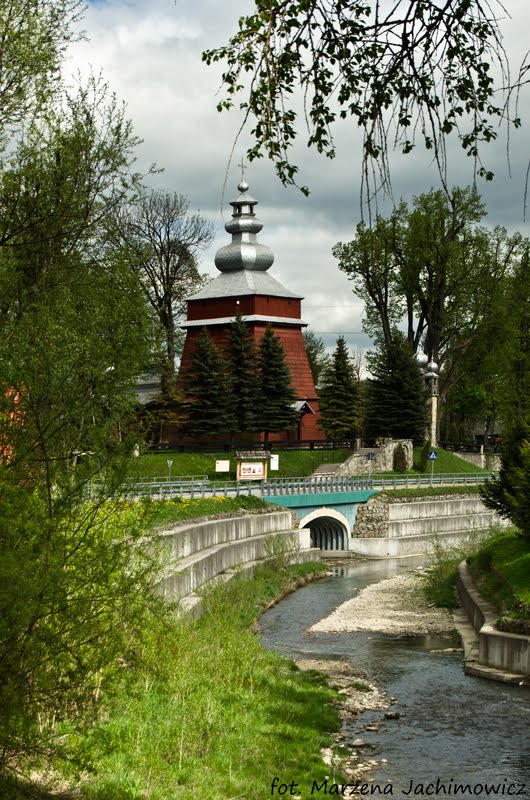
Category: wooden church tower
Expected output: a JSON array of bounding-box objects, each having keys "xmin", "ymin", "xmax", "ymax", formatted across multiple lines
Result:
[{"xmin": 179, "ymin": 180, "xmax": 324, "ymax": 442}]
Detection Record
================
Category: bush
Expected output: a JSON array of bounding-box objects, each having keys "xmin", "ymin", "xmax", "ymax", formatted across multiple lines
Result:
[
  {"xmin": 392, "ymin": 442, "xmax": 408, "ymax": 473},
  {"xmin": 0, "ymin": 489, "xmax": 163, "ymax": 780}
]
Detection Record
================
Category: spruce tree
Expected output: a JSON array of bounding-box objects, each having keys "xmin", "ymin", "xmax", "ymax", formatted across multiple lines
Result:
[
  {"xmin": 256, "ymin": 326, "xmax": 298, "ymax": 441},
  {"xmin": 364, "ymin": 332, "xmax": 428, "ymax": 442},
  {"xmin": 318, "ymin": 336, "xmax": 361, "ymax": 441},
  {"xmin": 226, "ymin": 315, "xmax": 260, "ymax": 434},
  {"xmin": 180, "ymin": 328, "xmax": 235, "ymax": 437}
]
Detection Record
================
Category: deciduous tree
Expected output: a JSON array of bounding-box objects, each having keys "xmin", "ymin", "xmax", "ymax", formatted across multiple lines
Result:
[
  {"xmin": 482, "ymin": 260, "xmax": 530, "ymax": 541},
  {"xmin": 303, "ymin": 329, "xmax": 330, "ymax": 391},
  {"xmin": 115, "ymin": 191, "xmax": 214, "ymax": 398},
  {"xmin": 333, "ymin": 187, "xmax": 527, "ymax": 439},
  {"xmin": 0, "ymin": 78, "xmax": 159, "ymax": 778}
]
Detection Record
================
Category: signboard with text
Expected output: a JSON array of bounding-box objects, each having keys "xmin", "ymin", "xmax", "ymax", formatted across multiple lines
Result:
[{"xmin": 239, "ymin": 461, "xmax": 265, "ymax": 480}]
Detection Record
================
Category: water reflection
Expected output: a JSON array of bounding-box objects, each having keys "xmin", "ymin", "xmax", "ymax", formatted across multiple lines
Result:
[{"xmin": 260, "ymin": 559, "xmax": 530, "ymax": 795}]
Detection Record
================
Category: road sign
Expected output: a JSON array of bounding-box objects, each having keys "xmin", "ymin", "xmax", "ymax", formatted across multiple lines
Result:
[{"xmin": 429, "ymin": 451, "xmax": 437, "ymax": 460}]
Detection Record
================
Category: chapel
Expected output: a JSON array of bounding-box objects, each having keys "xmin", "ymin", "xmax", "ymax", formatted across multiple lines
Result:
[{"xmin": 179, "ymin": 180, "xmax": 324, "ymax": 442}]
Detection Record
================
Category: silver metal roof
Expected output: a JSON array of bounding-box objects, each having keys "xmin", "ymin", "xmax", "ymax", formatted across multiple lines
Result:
[
  {"xmin": 182, "ymin": 313, "xmax": 308, "ymax": 329},
  {"xmin": 188, "ymin": 269, "xmax": 302, "ymax": 301}
]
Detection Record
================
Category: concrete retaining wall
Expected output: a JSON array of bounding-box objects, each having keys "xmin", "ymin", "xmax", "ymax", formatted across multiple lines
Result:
[
  {"xmin": 154, "ymin": 512, "xmax": 320, "ymax": 607},
  {"xmin": 352, "ymin": 495, "xmax": 510, "ymax": 557},
  {"xmin": 457, "ymin": 562, "xmax": 530, "ymax": 677}
]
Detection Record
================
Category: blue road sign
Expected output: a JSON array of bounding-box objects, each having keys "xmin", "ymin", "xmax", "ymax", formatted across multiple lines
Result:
[{"xmin": 429, "ymin": 451, "xmax": 437, "ymax": 460}]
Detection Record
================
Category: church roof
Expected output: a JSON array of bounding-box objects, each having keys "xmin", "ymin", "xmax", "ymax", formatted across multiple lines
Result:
[
  {"xmin": 188, "ymin": 179, "xmax": 302, "ymax": 302},
  {"xmin": 188, "ymin": 268, "xmax": 302, "ymax": 301}
]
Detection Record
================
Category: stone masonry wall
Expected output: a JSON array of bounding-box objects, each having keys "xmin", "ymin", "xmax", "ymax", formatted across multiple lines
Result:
[
  {"xmin": 337, "ymin": 439, "xmax": 413, "ymax": 476},
  {"xmin": 353, "ymin": 493, "xmax": 390, "ymax": 538}
]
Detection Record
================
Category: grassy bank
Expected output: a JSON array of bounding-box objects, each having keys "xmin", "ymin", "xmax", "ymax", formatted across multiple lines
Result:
[
  {"xmin": 466, "ymin": 529, "xmax": 530, "ymax": 633},
  {"xmin": 421, "ymin": 529, "xmax": 498, "ymax": 609},
  {"xmin": 412, "ymin": 447, "xmax": 489, "ymax": 474},
  {"xmin": 133, "ymin": 448, "xmax": 353, "ymax": 481},
  {"xmin": 64, "ymin": 560, "xmax": 340, "ymax": 800},
  {"xmin": 146, "ymin": 494, "xmax": 269, "ymax": 526},
  {"xmin": 388, "ymin": 485, "xmax": 482, "ymax": 500},
  {"xmin": 128, "ymin": 446, "xmax": 484, "ymax": 483}
]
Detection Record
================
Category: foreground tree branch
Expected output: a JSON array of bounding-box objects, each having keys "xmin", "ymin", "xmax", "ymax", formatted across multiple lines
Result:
[{"xmin": 203, "ymin": 0, "xmax": 529, "ymax": 205}]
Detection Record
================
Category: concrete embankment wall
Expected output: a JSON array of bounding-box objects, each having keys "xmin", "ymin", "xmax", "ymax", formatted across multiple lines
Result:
[
  {"xmin": 155, "ymin": 511, "xmax": 320, "ymax": 608},
  {"xmin": 352, "ymin": 495, "xmax": 510, "ymax": 558},
  {"xmin": 457, "ymin": 562, "xmax": 530, "ymax": 678}
]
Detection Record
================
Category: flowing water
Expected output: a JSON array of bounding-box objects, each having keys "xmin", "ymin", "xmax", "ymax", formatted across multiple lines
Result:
[{"xmin": 260, "ymin": 559, "xmax": 530, "ymax": 796}]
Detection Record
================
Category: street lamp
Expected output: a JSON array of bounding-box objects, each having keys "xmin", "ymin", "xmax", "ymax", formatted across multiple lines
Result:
[{"xmin": 416, "ymin": 351, "xmax": 439, "ymax": 447}]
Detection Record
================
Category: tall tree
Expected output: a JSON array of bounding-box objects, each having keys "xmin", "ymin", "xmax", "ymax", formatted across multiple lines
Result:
[
  {"xmin": 0, "ymin": 0, "xmax": 83, "ymax": 132},
  {"xmin": 364, "ymin": 332, "xmax": 428, "ymax": 443},
  {"xmin": 333, "ymin": 187, "xmax": 527, "ymax": 438},
  {"xmin": 0, "ymin": 78, "xmax": 159, "ymax": 777},
  {"xmin": 303, "ymin": 329, "xmax": 330, "ymax": 391},
  {"xmin": 115, "ymin": 191, "xmax": 214, "ymax": 397},
  {"xmin": 256, "ymin": 326, "xmax": 298, "ymax": 442},
  {"xmin": 482, "ymin": 259, "xmax": 530, "ymax": 541},
  {"xmin": 226, "ymin": 315, "xmax": 260, "ymax": 435},
  {"xmin": 180, "ymin": 328, "xmax": 235, "ymax": 437},
  {"xmin": 318, "ymin": 336, "xmax": 361, "ymax": 442},
  {"xmin": 203, "ymin": 1, "xmax": 525, "ymax": 202}
]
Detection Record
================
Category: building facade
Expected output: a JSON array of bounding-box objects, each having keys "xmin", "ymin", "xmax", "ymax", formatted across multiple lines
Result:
[{"xmin": 179, "ymin": 180, "xmax": 323, "ymax": 442}]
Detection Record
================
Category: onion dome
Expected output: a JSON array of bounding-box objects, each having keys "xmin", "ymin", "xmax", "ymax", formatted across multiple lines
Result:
[
  {"xmin": 416, "ymin": 351, "xmax": 429, "ymax": 368},
  {"xmin": 426, "ymin": 360, "xmax": 439, "ymax": 377},
  {"xmin": 214, "ymin": 181, "xmax": 275, "ymax": 272}
]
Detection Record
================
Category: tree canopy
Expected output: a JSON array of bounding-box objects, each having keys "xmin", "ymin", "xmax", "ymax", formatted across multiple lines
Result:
[
  {"xmin": 256, "ymin": 326, "xmax": 298, "ymax": 440},
  {"xmin": 203, "ymin": 0, "xmax": 527, "ymax": 202},
  {"xmin": 114, "ymin": 191, "xmax": 213, "ymax": 398},
  {"xmin": 0, "ymin": 7, "xmax": 163, "ymax": 780},
  {"xmin": 333, "ymin": 186, "xmax": 528, "ymax": 437},
  {"xmin": 481, "ymin": 260, "xmax": 530, "ymax": 540},
  {"xmin": 180, "ymin": 328, "xmax": 236, "ymax": 437}
]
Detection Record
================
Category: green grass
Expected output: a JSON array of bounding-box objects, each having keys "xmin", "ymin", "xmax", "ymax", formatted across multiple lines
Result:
[
  {"xmin": 146, "ymin": 495, "xmax": 269, "ymax": 526},
  {"xmin": 133, "ymin": 446, "xmax": 483, "ymax": 483},
  {"xmin": 412, "ymin": 447, "xmax": 489, "ymax": 474},
  {"xmin": 408, "ymin": 447, "xmax": 487, "ymax": 473},
  {"xmin": 420, "ymin": 529, "xmax": 498, "ymax": 609},
  {"xmin": 68, "ymin": 561, "xmax": 341, "ymax": 800},
  {"xmin": 131, "ymin": 448, "xmax": 353, "ymax": 481},
  {"xmin": 467, "ymin": 530, "xmax": 530, "ymax": 627},
  {"xmin": 387, "ymin": 485, "xmax": 482, "ymax": 500}
]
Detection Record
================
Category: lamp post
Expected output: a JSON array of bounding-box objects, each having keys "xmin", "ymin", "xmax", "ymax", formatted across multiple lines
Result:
[{"xmin": 416, "ymin": 351, "xmax": 439, "ymax": 447}]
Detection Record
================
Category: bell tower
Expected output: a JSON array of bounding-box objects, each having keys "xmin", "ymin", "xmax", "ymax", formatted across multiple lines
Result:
[{"xmin": 179, "ymin": 181, "xmax": 323, "ymax": 441}]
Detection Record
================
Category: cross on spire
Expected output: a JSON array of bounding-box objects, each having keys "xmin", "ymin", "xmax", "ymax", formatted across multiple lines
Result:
[{"xmin": 239, "ymin": 157, "xmax": 247, "ymax": 182}]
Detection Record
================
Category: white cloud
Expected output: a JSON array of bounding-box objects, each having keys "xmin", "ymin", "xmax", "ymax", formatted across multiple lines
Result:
[{"xmin": 71, "ymin": 0, "xmax": 530, "ymax": 356}]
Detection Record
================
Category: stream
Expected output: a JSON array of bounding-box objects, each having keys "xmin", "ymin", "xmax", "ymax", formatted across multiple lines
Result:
[{"xmin": 260, "ymin": 559, "xmax": 530, "ymax": 796}]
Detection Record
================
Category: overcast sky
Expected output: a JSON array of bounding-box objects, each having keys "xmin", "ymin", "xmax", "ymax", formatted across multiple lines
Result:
[{"xmin": 68, "ymin": 0, "xmax": 530, "ymax": 355}]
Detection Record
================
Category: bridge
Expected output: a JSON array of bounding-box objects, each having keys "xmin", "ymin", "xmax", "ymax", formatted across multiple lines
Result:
[
  {"xmin": 92, "ymin": 471, "xmax": 490, "ymax": 555},
  {"xmin": 262, "ymin": 488, "xmax": 378, "ymax": 551}
]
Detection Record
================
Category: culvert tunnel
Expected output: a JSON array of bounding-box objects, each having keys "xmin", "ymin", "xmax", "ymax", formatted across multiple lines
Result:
[{"xmin": 301, "ymin": 512, "xmax": 349, "ymax": 551}]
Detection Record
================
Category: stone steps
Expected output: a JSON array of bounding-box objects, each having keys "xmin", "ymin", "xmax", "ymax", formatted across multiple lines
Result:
[{"xmin": 311, "ymin": 463, "xmax": 344, "ymax": 477}]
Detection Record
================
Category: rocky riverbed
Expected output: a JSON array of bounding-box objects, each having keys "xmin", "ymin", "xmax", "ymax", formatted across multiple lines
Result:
[
  {"xmin": 295, "ymin": 569, "xmax": 458, "ymax": 789},
  {"xmin": 308, "ymin": 570, "xmax": 454, "ymax": 636}
]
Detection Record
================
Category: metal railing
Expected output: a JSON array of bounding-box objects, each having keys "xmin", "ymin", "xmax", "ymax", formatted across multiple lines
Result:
[{"xmin": 88, "ymin": 471, "xmax": 492, "ymax": 500}]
